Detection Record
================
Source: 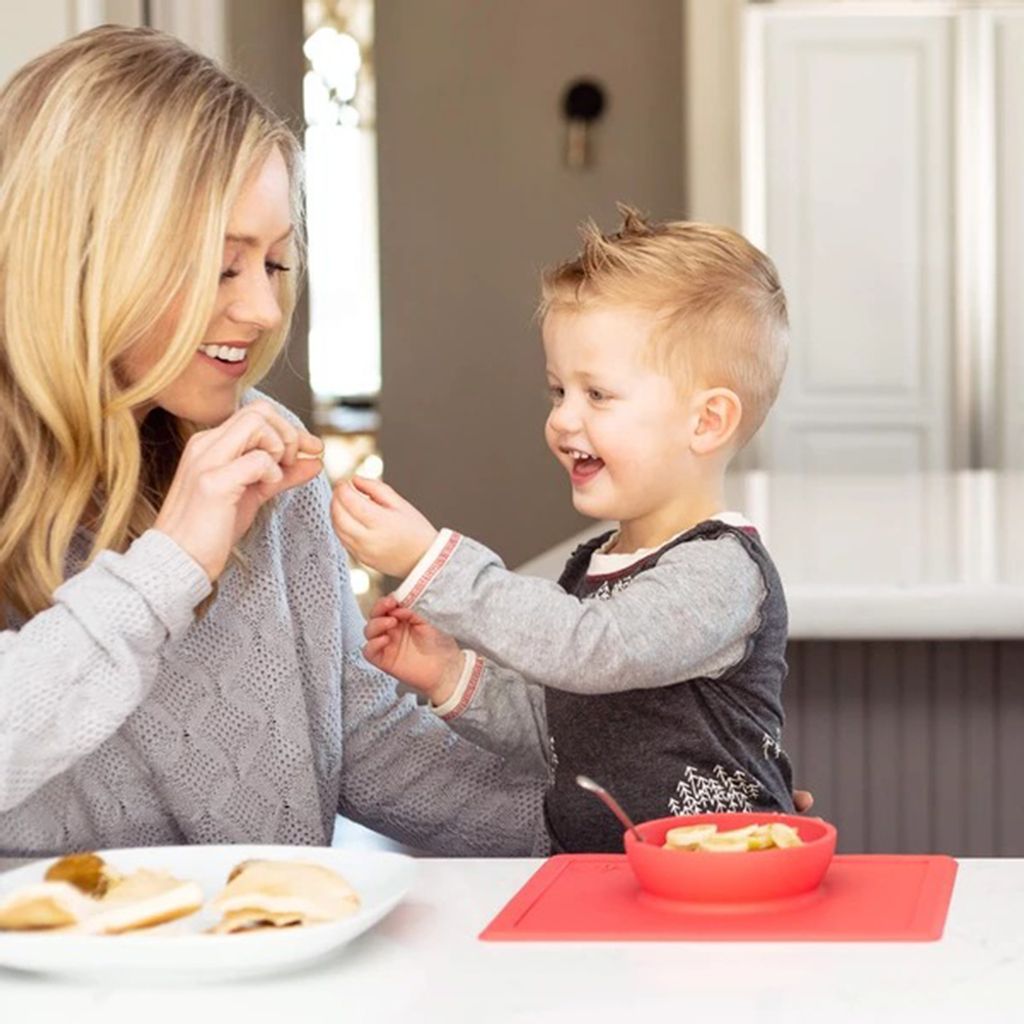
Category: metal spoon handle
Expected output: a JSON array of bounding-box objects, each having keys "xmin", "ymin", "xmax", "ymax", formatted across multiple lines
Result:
[{"xmin": 575, "ymin": 774, "xmax": 645, "ymax": 843}]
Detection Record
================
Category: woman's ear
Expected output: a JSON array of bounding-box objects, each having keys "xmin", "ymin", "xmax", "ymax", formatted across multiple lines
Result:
[{"xmin": 690, "ymin": 387, "xmax": 743, "ymax": 455}]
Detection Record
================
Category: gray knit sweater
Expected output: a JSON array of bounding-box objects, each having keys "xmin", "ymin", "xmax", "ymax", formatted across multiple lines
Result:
[{"xmin": 0, "ymin": 417, "xmax": 548, "ymax": 858}]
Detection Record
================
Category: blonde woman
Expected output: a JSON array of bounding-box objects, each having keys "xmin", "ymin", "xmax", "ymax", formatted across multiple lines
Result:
[{"xmin": 0, "ymin": 27, "xmax": 546, "ymax": 857}]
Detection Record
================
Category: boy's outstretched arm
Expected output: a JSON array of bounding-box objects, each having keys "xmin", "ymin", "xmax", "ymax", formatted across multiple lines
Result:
[
  {"xmin": 333, "ymin": 477, "xmax": 764, "ymax": 696},
  {"xmin": 363, "ymin": 596, "xmax": 551, "ymax": 778}
]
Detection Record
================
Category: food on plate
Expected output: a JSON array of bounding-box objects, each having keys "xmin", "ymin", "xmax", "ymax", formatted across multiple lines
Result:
[
  {"xmin": 0, "ymin": 881, "xmax": 97, "ymax": 930},
  {"xmin": 0, "ymin": 853, "xmax": 202, "ymax": 934},
  {"xmin": 663, "ymin": 821, "xmax": 804, "ymax": 853},
  {"xmin": 79, "ymin": 869, "xmax": 204, "ymax": 934},
  {"xmin": 210, "ymin": 859, "xmax": 360, "ymax": 933},
  {"xmin": 44, "ymin": 851, "xmax": 122, "ymax": 896}
]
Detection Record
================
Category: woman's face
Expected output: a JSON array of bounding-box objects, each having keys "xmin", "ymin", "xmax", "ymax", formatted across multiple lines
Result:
[{"xmin": 124, "ymin": 146, "xmax": 294, "ymax": 426}]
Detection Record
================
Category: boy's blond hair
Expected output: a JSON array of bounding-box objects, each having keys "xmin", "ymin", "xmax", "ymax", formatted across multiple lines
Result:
[{"xmin": 540, "ymin": 206, "xmax": 788, "ymax": 446}]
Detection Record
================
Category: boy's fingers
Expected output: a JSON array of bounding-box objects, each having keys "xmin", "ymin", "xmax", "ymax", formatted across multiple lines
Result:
[
  {"xmin": 334, "ymin": 481, "xmax": 377, "ymax": 528},
  {"xmin": 363, "ymin": 638, "xmax": 389, "ymax": 665},
  {"xmin": 350, "ymin": 475, "xmax": 403, "ymax": 509},
  {"xmin": 331, "ymin": 498, "xmax": 366, "ymax": 546},
  {"xmin": 369, "ymin": 596, "xmax": 395, "ymax": 619},
  {"xmin": 364, "ymin": 616, "xmax": 398, "ymax": 639}
]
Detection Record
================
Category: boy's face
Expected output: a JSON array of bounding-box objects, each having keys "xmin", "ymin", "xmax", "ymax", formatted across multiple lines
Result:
[{"xmin": 542, "ymin": 306, "xmax": 698, "ymax": 541}]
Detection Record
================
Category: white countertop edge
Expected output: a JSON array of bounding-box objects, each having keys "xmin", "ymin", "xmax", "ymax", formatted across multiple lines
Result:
[{"xmin": 788, "ymin": 585, "xmax": 1024, "ymax": 640}]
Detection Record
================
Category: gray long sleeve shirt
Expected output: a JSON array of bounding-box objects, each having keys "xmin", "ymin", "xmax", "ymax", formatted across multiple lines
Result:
[
  {"xmin": 395, "ymin": 519, "xmax": 794, "ymax": 852},
  {"xmin": 0, "ymin": 405, "xmax": 548, "ymax": 858}
]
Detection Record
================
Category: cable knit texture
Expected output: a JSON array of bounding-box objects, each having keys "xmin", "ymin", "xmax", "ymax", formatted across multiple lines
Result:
[{"xmin": 0, "ymin": 401, "xmax": 547, "ymax": 858}]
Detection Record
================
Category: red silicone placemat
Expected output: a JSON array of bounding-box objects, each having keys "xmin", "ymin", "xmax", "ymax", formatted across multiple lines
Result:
[{"xmin": 480, "ymin": 854, "xmax": 957, "ymax": 942}]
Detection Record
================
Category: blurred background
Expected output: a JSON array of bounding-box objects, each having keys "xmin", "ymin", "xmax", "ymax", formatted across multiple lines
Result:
[
  {"xmin": 5, "ymin": 1, "xmax": 1024, "ymax": 855},
  {"xmin": 7, "ymin": 1, "xmax": 1023, "ymax": 578}
]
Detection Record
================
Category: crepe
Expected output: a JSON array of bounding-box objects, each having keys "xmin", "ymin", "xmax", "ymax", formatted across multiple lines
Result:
[
  {"xmin": 0, "ymin": 881, "xmax": 97, "ymax": 930},
  {"xmin": 79, "ymin": 869, "xmax": 203, "ymax": 934},
  {"xmin": 210, "ymin": 859, "xmax": 360, "ymax": 934}
]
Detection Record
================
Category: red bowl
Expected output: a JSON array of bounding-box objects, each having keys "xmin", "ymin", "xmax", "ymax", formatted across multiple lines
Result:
[{"xmin": 623, "ymin": 812, "xmax": 836, "ymax": 904}]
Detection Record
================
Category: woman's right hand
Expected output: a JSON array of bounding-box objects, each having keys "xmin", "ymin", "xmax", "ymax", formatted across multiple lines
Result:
[{"xmin": 153, "ymin": 399, "xmax": 323, "ymax": 581}]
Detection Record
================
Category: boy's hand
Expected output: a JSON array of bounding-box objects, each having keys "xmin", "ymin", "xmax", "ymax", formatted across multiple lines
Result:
[
  {"xmin": 332, "ymin": 476, "xmax": 438, "ymax": 578},
  {"xmin": 363, "ymin": 595, "xmax": 464, "ymax": 705},
  {"xmin": 793, "ymin": 789, "xmax": 814, "ymax": 813}
]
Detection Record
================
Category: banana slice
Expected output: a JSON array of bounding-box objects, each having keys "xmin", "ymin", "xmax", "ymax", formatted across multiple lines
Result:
[
  {"xmin": 661, "ymin": 821, "xmax": 806, "ymax": 852},
  {"xmin": 664, "ymin": 824, "xmax": 717, "ymax": 850},
  {"xmin": 768, "ymin": 823, "xmax": 803, "ymax": 848},
  {"xmin": 697, "ymin": 834, "xmax": 750, "ymax": 853},
  {"xmin": 713, "ymin": 825, "xmax": 759, "ymax": 841},
  {"xmin": 746, "ymin": 828, "xmax": 775, "ymax": 851}
]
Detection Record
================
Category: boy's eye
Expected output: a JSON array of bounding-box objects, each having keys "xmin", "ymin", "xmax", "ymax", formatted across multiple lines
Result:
[
  {"xmin": 547, "ymin": 385, "xmax": 565, "ymax": 403},
  {"xmin": 587, "ymin": 387, "xmax": 609, "ymax": 402}
]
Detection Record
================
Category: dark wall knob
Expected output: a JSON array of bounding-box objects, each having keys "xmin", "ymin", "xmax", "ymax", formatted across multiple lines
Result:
[{"xmin": 561, "ymin": 78, "xmax": 608, "ymax": 170}]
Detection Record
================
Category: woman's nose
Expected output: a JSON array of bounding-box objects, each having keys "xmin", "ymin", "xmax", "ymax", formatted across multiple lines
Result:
[{"xmin": 227, "ymin": 273, "xmax": 283, "ymax": 332}]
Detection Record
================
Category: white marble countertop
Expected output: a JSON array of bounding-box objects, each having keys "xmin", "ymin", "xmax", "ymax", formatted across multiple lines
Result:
[
  {"xmin": 1, "ymin": 856, "xmax": 1023, "ymax": 1021},
  {"xmin": 517, "ymin": 471, "xmax": 1024, "ymax": 639}
]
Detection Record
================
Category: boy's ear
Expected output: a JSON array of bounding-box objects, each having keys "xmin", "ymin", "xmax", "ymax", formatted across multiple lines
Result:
[{"xmin": 690, "ymin": 387, "xmax": 743, "ymax": 455}]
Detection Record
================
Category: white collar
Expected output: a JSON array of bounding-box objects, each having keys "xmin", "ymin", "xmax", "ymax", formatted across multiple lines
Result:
[{"xmin": 588, "ymin": 511, "xmax": 754, "ymax": 575}]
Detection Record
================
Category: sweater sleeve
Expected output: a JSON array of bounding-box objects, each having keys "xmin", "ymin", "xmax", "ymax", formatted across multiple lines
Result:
[
  {"xmin": 288, "ymin": 474, "xmax": 548, "ymax": 856},
  {"xmin": 0, "ymin": 530, "xmax": 211, "ymax": 812},
  {"xmin": 431, "ymin": 654, "xmax": 551, "ymax": 779},
  {"xmin": 393, "ymin": 529, "xmax": 765, "ymax": 695}
]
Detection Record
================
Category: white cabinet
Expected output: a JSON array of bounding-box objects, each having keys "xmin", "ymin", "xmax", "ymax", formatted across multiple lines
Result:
[
  {"xmin": 745, "ymin": 4, "xmax": 1023, "ymax": 472},
  {"xmin": 996, "ymin": 12, "xmax": 1024, "ymax": 470}
]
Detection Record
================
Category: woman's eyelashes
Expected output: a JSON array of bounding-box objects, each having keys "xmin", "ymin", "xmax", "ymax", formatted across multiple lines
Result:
[{"xmin": 219, "ymin": 260, "xmax": 292, "ymax": 281}]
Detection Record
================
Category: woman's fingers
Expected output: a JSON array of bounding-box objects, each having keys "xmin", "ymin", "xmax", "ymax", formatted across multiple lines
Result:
[
  {"xmin": 192, "ymin": 402, "xmax": 320, "ymax": 469},
  {"xmin": 213, "ymin": 448, "xmax": 285, "ymax": 495}
]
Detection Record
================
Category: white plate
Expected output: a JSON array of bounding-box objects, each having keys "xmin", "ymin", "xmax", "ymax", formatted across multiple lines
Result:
[{"xmin": 0, "ymin": 845, "xmax": 416, "ymax": 981}]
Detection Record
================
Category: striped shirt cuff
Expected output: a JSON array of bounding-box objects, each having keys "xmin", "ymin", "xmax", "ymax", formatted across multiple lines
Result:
[
  {"xmin": 394, "ymin": 528, "xmax": 462, "ymax": 607},
  {"xmin": 431, "ymin": 650, "xmax": 484, "ymax": 721}
]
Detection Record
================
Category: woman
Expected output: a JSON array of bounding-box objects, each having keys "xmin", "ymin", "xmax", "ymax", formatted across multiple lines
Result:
[{"xmin": 0, "ymin": 26, "xmax": 548, "ymax": 857}]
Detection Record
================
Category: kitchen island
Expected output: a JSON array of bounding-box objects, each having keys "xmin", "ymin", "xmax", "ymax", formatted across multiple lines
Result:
[{"xmin": 1, "ymin": 856, "xmax": 1021, "ymax": 1020}]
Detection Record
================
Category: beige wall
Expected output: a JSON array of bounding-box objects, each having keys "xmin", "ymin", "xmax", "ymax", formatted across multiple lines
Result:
[
  {"xmin": 376, "ymin": 0, "xmax": 685, "ymax": 567},
  {"xmin": 222, "ymin": 0, "xmax": 313, "ymax": 428}
]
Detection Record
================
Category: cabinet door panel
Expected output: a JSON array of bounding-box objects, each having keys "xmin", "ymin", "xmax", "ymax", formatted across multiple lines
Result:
[
  {"xmin": 751, "ymin": 13, "xmax": 955, "ymax": 471},
  {"xmin": 997, "ymin": 13, "xmax": 1024, "ymax": 469}
]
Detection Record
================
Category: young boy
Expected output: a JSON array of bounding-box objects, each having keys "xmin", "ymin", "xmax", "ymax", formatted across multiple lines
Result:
[{"xmin": 332, "ymin": 208, "xmax": 796, "ymax": 853}]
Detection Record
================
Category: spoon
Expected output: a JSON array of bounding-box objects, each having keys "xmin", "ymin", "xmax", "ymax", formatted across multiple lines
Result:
[{"xmin": 575, "ymin": 775, "xmax": 646, "ymax": 843}]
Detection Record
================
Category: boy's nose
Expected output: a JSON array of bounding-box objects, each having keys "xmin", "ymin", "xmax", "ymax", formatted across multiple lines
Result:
[{"xmin": 547, "ymin": 400, "xmax": 582, "ymax": 433}]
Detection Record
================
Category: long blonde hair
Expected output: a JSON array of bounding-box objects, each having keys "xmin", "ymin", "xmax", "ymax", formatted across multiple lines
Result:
[{"xmin": 0, "ymin": 26, "xmax": 303, "ymax": 623}]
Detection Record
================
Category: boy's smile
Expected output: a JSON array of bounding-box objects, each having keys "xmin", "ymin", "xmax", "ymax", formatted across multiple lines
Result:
[{"xmin": 542, "ymin": 305, "xmax": 709, "ymax": 551}]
